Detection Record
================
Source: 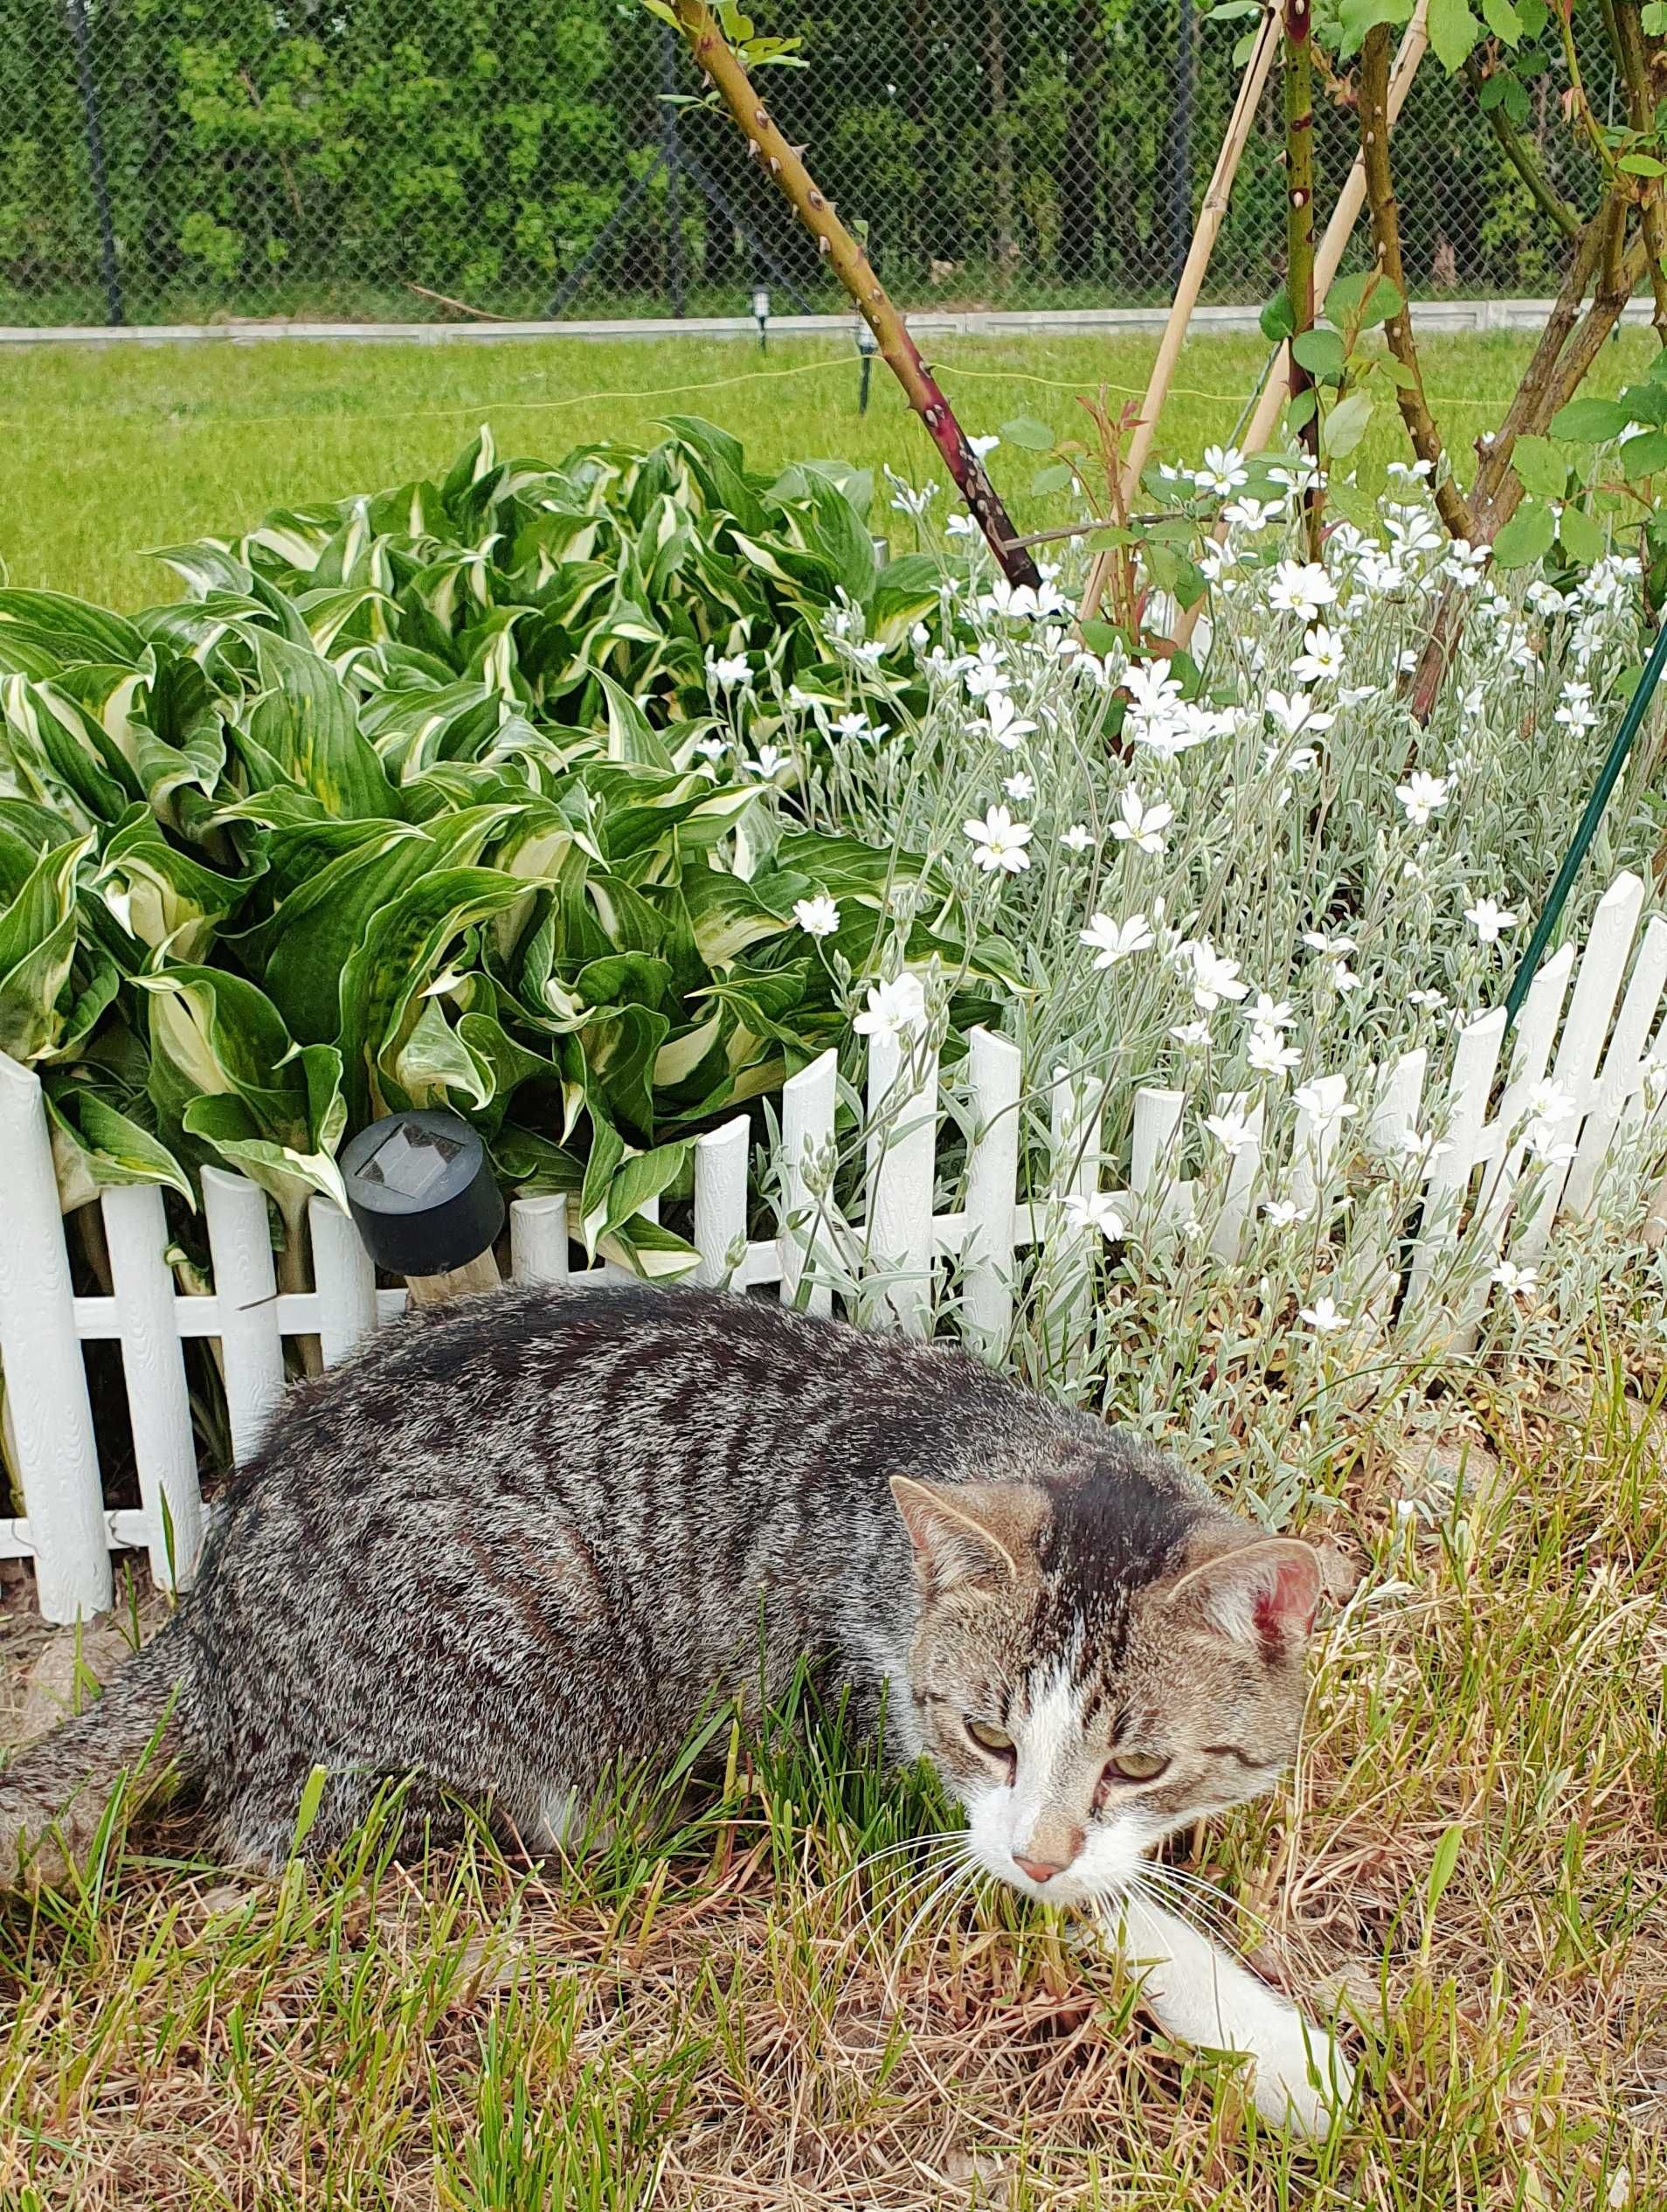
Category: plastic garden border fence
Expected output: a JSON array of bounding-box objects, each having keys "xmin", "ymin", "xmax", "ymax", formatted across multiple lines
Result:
[{"xmin": 1, "ymin": 869, "xmax": 1664, "ymax": 1624}]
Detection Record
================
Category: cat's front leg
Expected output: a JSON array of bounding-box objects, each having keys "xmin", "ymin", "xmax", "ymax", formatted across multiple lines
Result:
[{"xmin": 1097, "ymin": 1893, "xmax": 1356, "ymax": 2139}]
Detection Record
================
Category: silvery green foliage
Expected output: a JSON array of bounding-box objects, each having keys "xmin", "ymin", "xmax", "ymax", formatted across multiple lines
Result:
[{"xmin": 733, "ymin": 455, "xmax": 1667, "ymax": 1513}]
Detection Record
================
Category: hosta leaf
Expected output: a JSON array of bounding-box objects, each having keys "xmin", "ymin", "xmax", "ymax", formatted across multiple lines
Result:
[
  {"xmin": 245, "ymin": 632, "xmax": 402, "ymax": 820},
  {"xmin": 46, "ymin": 1086, "xmax": 195, "ymax": 1213}
]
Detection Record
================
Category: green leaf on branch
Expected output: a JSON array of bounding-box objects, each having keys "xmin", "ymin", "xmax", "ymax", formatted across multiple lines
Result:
[
  {"xmin": 1622, "ymin": 429, "xmax": 1667, "ymax": 480},
  {"xmin": 1337, "ymin": 0, "xmax": 1414, "ymax": 55},
  {"xmin": 1511, "ymin": 435, "xmax": 1567, "ymax": 500},
  {"xmin": 1480, "ymin": 0, "xmax": 1521, "ymax": 45},
  {"xmin": 1293, "ymin": 328, "xmax": 1347, "ymax": 381},
  {"xmin": 1558, "ymin": 506, "xmax": 1607, "ymax": 567},
  {"xmin": 1491, "ymin": 500, "xmax": 1555, "ymax": 570},
  {"xmin": 1428, "ymin": 0, "xmax": 1484, "ymax": 72},
  {"xmin": 1321, "ymin": 391, "xmax": 1375, "ymax": 458},
  {"xmin": 1549, "ymin": 397, "xmax": 1631, "ymax": 443}
]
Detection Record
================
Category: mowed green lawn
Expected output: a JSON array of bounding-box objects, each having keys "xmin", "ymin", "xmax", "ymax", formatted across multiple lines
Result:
[{"xmin": 4, "ymin": 327, "xmax": 1657, "ymax": 610}]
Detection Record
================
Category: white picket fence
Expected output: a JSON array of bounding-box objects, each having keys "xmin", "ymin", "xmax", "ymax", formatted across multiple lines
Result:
[{"xmin": 2, "ymin": 867, "xmax": 1664, "ymax": 1625}]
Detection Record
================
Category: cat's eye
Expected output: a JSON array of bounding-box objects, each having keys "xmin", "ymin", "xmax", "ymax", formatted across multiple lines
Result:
[
  {"xmin": 965, "ymin": 1718, "xmax": 1014, "ymax": 1756},
  {"xmin": 1103, "ymin": 1750, "xmax": 1170, "ymax": 1784}
]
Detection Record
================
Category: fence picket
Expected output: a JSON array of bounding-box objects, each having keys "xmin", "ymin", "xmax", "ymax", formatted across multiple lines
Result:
[
  {"xmin": 865, "ymin": 1026, "xmax": 940, "ymax": 1334},
  {"xmin": 1130, "ymin": 1087, "xmax": 1185, "ymax": 1221},
  {"xmin": 779, "ymin": 1048, "xmax": 837, "ymax": 1317},
  {"xmin": 309, "ymin": 1194, "xmax": 378, "ymax": 1365},
  {"xmin": 1210, "ymin": 1090, "xmax": 1262, "ymax": 1262},
  {"xmin": 1515, "ymin": 873, "xmax": 1645, "ymax": 1259},
  {"xmin": 961, "ymin": 1027, "xmax": 1022, "ymax": 1355},
  {"xmin": 1565, "ymin": 914, "xmax": 1667, "ymax": 1217},
  {"xmin": 510, "ymin": 1195, "xmax": 571, "ymax": 1286},
  {"xmin": 0, "ymin": 1054, "xmax": 110, "ymax": 1621},
  {"xmin": 101, "ymin": 1184, "xmax": 204, "ymax": 1589},
  {"xmin": 694, "ymin": 1116, "xmax": 750, "ymax": 1289},
  {"xmin": 202, "ymin": 1167, "xmax": 286, "ymax": 1464},
  {"xmin": 1404, "ymin": 1008, "xmax": 1507, "ymax": 1329}
]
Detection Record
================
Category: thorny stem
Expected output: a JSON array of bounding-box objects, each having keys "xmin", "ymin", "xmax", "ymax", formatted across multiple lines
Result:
[
  {"xmin": 1462, "ymin": 57, "xmax": 1581, "ymax": 240},
  {"xmin": 1360, "ymin": 24, "xmax": 1475, "ymax": 542},
  {"xmin": 1283, "ymin": 0, "xmax": 1321, "ymax": 559},
  {"xmin": 1608, "ymin": 0, "xmax": 1667, "ymax": 348},
  {"xmin": 667, "ymin": 0, "xmax": 1041, "ymax": 590}
]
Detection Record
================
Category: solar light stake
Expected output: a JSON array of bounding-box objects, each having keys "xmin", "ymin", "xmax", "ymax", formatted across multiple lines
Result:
[
  {"xmin": 856, "ymin": 321, "xmax": 878, "ymax": 415},
  {"xmin": 342, "ymin": 1110, "xmax": 506, "ymax": 1309},
  {"xmin": 752, "ymin": 283, "xmax": 771, "ymax": 351}
]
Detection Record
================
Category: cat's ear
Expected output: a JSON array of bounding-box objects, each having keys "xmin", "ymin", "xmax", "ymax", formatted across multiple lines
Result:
[
  {"xmin": 1165, "ymin": 1531, "xmax": 1320, "ymax": 1653},
  {"xmin": 889, "ymin": 1477, "xmax": 1034, "ymax": 1598}
]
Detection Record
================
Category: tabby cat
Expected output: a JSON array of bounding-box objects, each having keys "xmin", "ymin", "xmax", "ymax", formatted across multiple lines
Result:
[{"xmin": 0, "ymin": 1284, "xmax": 1353, "ymax": 2133}]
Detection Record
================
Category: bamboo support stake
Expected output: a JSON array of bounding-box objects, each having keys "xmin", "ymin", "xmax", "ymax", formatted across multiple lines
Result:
[
  {"xmin": 1284, "ymin": 0, "xmax": 1320, "ymax": 557},
  {"xmin": 1078, "ymin": 2, "xmax": 1281, "ymax": 625},
  {"xmin": 669, "ymin": 0, "xmax": 1041, "ymax": 590},
  {"xmin": 1172, "ymin": 0, "xmax": 1428, "ymax": 646}
]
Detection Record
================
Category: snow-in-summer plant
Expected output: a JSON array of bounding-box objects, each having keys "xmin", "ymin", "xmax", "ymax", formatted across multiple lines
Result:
[{"xmin": 712, "ymin": 449, "xmax": 1667, "ymax": 1505}]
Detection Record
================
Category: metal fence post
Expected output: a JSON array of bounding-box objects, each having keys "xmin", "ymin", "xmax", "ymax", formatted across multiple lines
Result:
[{"xmin": 62, "ymin": 0, "xmax": 125, "ymax": 328}]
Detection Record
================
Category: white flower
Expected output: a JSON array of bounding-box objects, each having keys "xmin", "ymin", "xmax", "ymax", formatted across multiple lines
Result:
[
  {"xmin": 1108, "ymin": 786, "xmax": 1173, "ymax": 855},
  {"xmin": 854, "ymin": 973, "xmax": 926, "ymax": 1040},
  {"xmin": 1464, "ymin": 896, "xmax": 1518, "ymax": 944},
  {"xmin": 964, "ymin": 804, "xmax": 1034, "ymax": 874},
  {"xmin": 1124, "ymin": 659, "xmax": 1183, "ymax": 719},
  {"xmin": 1298, "ymin": 1292, "xmax": 1349, "ymax": 1332},
  {"xmin": 1170, "ymin": 1020, "xmax": 1211, "ymax": 1047},
  {"xmin": 965, "ymin": 643, "xmax": 1011, "ymax": 701},
  {"xmin": 1063, "ymin": 1189, "xmax": 1126, "ymax": 1240},
  {"xmin": 1059, "ymin": 823, "xmax": 1096, "ymax": 854},
  {"xmin": 984, "ymin": 691, "xmax": 1036, "ymax": 749},
  {"xmin": 1269, "ymin": 560, "xmax": 1338, "ymax": 621},
  {"xmin": 1080, "ymin": 911, "xmax": 1156, "ymax": 968},
  {"xmin": 792, "ymin": 895, "xmax": 841, "ymax": 938},
  {"xmin": 1203, "ymin": 1108, "xmax": 1256, "ymax": 1155},
  {"xmin": 1221, "ymin": 495, "xmax": 1281, "ymax": 532},
  {"xmin": 747, "ymin": 743, "xmax": 788, "ymax": 778},
  {"xmin": 1395, "ymin": 1123, "xmax": 1450, "ymax": 1164},
  {"xmin": 1193, "ymin": 443, "xmax": 1249, "ymax": 497},
  {"xmin": 1248, "ymin": 1025, "xmax": 1301, "ymax": 1075},
  {"xmin": 967, "ymin": 432, "xmax": 1001, "ymax": 460},
  {"xmin": 1003, "ymin": 771, "xmax": 1036, "ymax": 802},
  {"xmin": 1293, "ymin": 1076, "xmax": 1356, "ymax": 1133},
  {"xmin": 1183, "ymin": 939, "xmax": 1250, "ymax": 1013},
  {"xmin": 1396, "ymin": 771, "xmax": 1451, "ymax": 826},
  {"xmin": 1266, "ymin": 688, "xmax": 1335, "ymax": 737},
  {"xmin": 1291, "ymin": 625, "xmax": 1345, "ymax": 686},
  {"xmin": 1243, "ymin": 992, "xmax": 1294, "ymax": 1030},
  {"xmin": 709, "ymin": 653, "xmax": 752, "ymax": 689},
  {"xmin": 1262, "ymin": 1198, "xmax": 1302, "ymax": 1227},
  {"xmin": 1491, "ymin": 1261, "xmax": 1540, "ymax": 1297}
]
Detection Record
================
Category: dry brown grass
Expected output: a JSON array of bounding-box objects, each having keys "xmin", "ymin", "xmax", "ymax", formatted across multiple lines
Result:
[{"xmin": 1, "ymin": 1382, "xmax": 1663, "ymax": 2210}]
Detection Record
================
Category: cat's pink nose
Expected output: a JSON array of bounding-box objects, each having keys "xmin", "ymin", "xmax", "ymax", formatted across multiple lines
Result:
[{"xmin": 1014, "ymin": 1855, "xmax": 1069, "ymax": 1885}]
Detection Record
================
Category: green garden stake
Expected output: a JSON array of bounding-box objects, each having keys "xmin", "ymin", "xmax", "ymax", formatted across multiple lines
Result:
[{"xmin": 1504, "ymin": 614, "xmax": 1667, "ymax": 1026}]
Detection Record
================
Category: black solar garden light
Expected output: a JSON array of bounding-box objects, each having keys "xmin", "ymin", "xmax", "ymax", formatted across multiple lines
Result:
[{"xmin": 342, "ymin": 1109, "xmax": 505, "ymax": 1307}]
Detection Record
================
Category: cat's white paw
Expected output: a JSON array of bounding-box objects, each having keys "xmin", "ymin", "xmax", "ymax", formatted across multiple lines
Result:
[{"xmin": 1247, "ymin": 2006, "xmax": 1356, "ymax": 2139}]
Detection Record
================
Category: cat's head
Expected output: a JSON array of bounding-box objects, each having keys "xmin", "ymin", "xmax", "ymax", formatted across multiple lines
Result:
[{"xmin": 890, "ymin": 1472, "xmax": 1319, "ymax": 1907}]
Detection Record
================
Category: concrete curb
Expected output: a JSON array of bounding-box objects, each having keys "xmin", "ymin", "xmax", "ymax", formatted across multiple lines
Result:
[{"xmin": 1, "ymin": 299, "xmax": 1657, "ymax": 349}]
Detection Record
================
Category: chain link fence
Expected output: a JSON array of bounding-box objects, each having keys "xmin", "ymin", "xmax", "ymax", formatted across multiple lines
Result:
[{"xmin": 4, "ymin": 0, "xmax": 1601, "ymax": 329}]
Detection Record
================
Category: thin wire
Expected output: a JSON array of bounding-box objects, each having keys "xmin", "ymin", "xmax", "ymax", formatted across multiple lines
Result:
[{"xmin": 5, "ymin": 342, "xmax": 1537, "ymax": 440}]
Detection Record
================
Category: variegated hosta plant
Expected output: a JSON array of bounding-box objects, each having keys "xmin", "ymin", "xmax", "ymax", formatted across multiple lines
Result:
[{"xmin": 0, "ymin": 422, "xmax": 1006, "ymax": 1280}]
